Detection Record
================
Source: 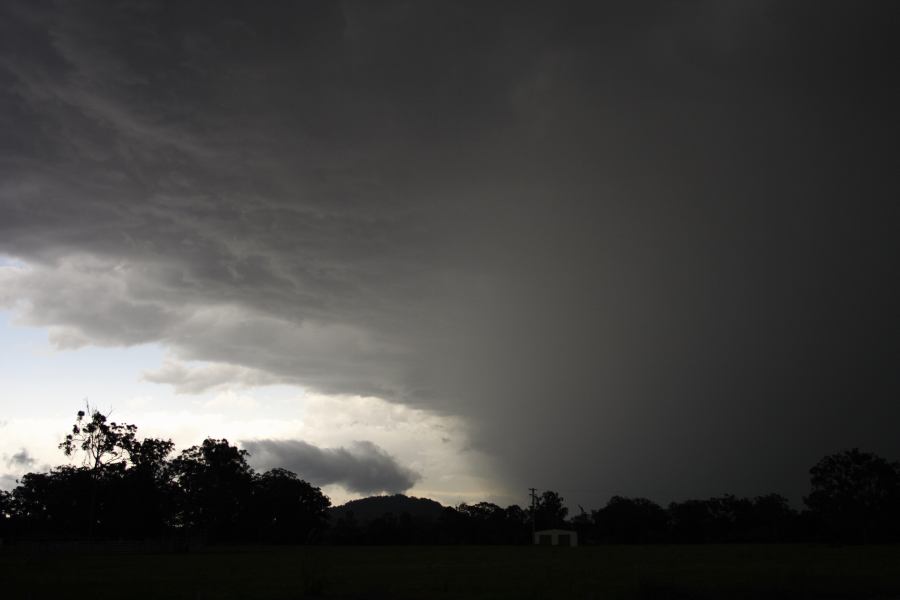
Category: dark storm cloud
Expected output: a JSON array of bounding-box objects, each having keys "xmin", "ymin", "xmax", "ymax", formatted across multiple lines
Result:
[
  {"xmin": 241, "ymin": 439, "xmax": 420, "ymax": 495},
  {"xmin": 1, "ymin": 1, "xmax": 898, "ymax": 506}
]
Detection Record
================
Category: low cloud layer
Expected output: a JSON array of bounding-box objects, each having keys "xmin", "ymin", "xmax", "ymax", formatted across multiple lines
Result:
[
  {"xmin": 242, "ymin": 439, "xmax": 420, "ymax": 495},
  {"xmin": 0, "ymin": 1, "xmax": 898, "ymax": 507}
]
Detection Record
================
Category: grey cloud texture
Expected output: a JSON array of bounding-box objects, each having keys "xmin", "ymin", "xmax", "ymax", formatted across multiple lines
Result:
[
  {"xmin": 1, "ymin": 448, "xmax": 37, "ymax": 491},
  {"xmin": 242, "ymin": 439, "xmax": 420, "ymax": 495},
  {"xmin": 5, "ymin": 448, "xmax": 36, "ymax": 469},
  {"xmin": 0, "ymin": 1, "xmax": 898, "ymax": 506},
  {"xmin": 143, "ymin": 360, "xmax": 281, "ymax": 395}
]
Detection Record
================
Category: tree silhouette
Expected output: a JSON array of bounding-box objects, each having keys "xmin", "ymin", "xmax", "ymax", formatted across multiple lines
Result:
[
  {"xmin": 805, "ymin": 448, "xmax": 900, "ymax": 542},
  {"xmin": 749, "ymin": 494, "xmax": 795, "ymax": 542},
  {"xmin": 0, "ymin": 489, "xmax": 11, "ymax": 517},
  {"xmin": 170, "ymin": 438, "xmax": 255, "ymax": 541},
  {"xmin": 251, "ymin": 468, "xmax": 330, "ymax": 543},
  {"xmin": 56, "ymin": 406, "xmax": 140, "ymax": 538},
  {"xmin": 120, "ymin": 437, "xmax": 177, "ymax": 538},
  {"xmin": 59, "ymin": 405, "xmax": 137, "ymax": 471},
  {"xmin": 594, "ymin": 496, "xmax": 668, "ymax": 543},
  {"xmin": 458, "ymin": 502, "xmax": 508, "ymax": 543},
  {"xmin": 0, "ymin": 488, "xmax": 16, "ymax": 539},
  {"xmin": 535, "ymin": 490, "xmax": 568, "ymax": 529},
  {"xmin": 12, "ymin": 466, "xmax": 99, "ymax": 537},
  {"xmin": 503, "ymin": 504, "xmax": 530, "ymax": 543}
]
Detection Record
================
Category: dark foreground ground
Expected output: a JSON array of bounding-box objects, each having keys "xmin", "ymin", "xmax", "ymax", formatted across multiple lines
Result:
[{"xmin": 2, "ymin": 543, "xmax": 900, "ymax": 599}]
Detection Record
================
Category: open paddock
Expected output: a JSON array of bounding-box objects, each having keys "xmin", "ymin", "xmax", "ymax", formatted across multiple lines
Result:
[{"xmin": 2, "ymin": 543, "xmax": 900, "ymax": 599}]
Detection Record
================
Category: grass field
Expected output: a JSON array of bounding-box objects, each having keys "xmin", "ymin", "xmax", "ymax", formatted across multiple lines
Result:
[{"xmin": 3, "ymin": 544, "xmax": 900, "ymax": 599}]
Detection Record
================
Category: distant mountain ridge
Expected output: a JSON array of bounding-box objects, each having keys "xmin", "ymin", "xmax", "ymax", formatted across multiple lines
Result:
[{"xmin": 329, "ymin": 494, "xmax": 445, "ymax": 523}]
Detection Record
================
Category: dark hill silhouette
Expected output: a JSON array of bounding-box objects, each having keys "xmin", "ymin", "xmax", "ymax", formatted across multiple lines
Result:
[{"xmin": 329, "ymin": 494, "xmax": 445, "ymax": 523}]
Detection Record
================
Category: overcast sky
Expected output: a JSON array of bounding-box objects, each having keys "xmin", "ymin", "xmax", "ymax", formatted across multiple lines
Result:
[{"xmin": 1, "ymin": 1, "xmax": 898, "ymax": 508}]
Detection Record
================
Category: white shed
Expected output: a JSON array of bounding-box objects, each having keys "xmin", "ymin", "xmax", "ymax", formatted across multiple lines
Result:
[{"xmin": 534, "ymin": 529, "xmax": 578, "ymax": 546}]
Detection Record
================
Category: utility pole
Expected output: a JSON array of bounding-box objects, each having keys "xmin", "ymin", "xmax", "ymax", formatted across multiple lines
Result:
[{"xmin": 529, "ymin": 487, "xmax": 538, "ymax": 541}]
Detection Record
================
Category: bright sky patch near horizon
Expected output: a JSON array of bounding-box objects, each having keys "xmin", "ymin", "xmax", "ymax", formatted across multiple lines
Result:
[{"xmin": 0, "ymin": 310, "xmax": 495, "ymax": 506}]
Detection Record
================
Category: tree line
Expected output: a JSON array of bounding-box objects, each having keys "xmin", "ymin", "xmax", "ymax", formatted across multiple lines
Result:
[{"xmin": 2, "ymin": 408, "xmax": 899, "ymax": 545}]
